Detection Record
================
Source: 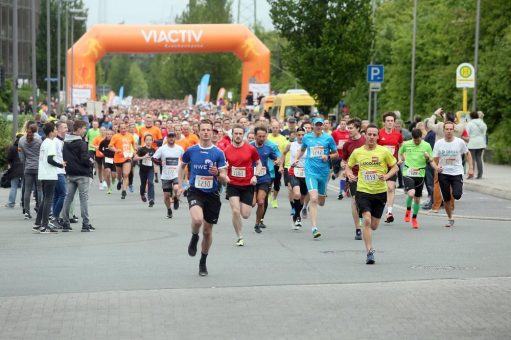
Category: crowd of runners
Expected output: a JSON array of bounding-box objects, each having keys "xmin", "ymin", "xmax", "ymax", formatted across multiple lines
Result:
[{"xmin": 6, "ymin": 100, "xmax": 477, "ymax": 275}]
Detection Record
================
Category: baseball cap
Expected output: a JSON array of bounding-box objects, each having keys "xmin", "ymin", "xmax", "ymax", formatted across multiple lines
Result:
[{"xmin": 312, "ymin": 117, "xmax": 324, "ymax": 125}]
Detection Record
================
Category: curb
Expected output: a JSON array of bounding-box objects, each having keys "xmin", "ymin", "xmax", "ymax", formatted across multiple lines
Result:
[
  {"xmin": 326, "ymin": 184, "xmax": 511, "ymax": 222},
  {"xmin": 463, "ymin": 181, "xmax": 511, "ymax": 201}
]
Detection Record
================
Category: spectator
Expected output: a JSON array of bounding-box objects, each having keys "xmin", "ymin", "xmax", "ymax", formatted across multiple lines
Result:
[
  {"xmin": 4, "ymin": 134, "xmax": 24, "ymax": 208},
  {"xmin": 18, "ymin": 123, "xmax": 42, "ymax": 219},
  {"xmin": 466, "ymin": 111, "xmax": 487, "ymax": 179}
]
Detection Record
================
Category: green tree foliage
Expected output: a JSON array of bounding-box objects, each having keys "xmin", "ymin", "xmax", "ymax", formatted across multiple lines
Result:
[
  {"xmin": 127, "ymin": 63, "xmax": 149, "ymax": 98},
  {"xmin": 268, "ymin": 0, "xmax": 374, "ymax": 110},
  {"xmin": 36, "ymin": 0, "xmax": 87, "ymax": 94},
  {"xmin": 105, "ymin": 55, "xmax": 130, "ymax": 94}
]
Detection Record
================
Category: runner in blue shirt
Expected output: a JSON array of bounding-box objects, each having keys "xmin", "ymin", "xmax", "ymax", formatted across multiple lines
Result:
[
  {"xmin": 178, "ymin": 119, "xmax": 228, "ymax": 277},
  {"xmin": 293, "ymin": 117, "xmax": 338, "ymax": 239},
  {"xmin": 250, "ymin": 125, "xmax": 281, "ymax": 233}
]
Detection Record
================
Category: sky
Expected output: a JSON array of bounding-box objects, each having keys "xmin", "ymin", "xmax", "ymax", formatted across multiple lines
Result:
[{"xmin": 82, "ymin": 0, "xmax": 274, "ymax": 30}]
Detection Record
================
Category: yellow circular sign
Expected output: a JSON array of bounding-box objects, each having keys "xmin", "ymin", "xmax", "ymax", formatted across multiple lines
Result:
[{"xmin": 460, "ymin": 66, "xmax": 472, "ymax": 78}]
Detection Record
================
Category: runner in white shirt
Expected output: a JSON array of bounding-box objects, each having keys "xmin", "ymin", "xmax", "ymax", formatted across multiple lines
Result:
[
  {"xmin": 433, "ymin": 121, "xmax": 473, "ymax": 228},
  {"xmin": 153, "ymin": 131, "xmax": 184, "ymax": 219}
]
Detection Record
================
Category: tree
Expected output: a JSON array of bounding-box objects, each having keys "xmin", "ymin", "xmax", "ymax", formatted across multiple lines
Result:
[
  {"xmin": 269, "ymin": 0, "xmax": 374, "ymax": 110},
  {"xmin": 127, "ymin": 63, "xmax": 149, "ymax": 98}
]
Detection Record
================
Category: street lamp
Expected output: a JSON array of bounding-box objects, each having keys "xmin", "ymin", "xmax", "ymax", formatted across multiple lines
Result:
[
  {"xmin": 70, "ymin": 15, "xmax": 87, "ymax": 107},
  {"xmin": 65, "ymin": 7, "xmax": 84, "ymax": 108}
]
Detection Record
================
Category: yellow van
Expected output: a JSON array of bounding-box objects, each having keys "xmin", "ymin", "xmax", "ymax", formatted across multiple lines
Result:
[{"xmin": 270, "ymin": 90, "xmax": 316, "ymax": 121}]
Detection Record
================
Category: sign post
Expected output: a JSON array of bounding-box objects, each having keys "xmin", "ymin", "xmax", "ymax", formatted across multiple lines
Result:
[
  {"xmin": 456, "ymin": 63, "xmax": 475, "ymax": 112},
  {"xmin": 367, "ymin": 65, "xmax": 384, "ymax": 122}
]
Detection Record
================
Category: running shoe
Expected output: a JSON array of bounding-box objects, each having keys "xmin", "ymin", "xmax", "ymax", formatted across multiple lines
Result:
[
  {"xmin": 107, "ymin": 188, "xmax": 112, "ymax": 194},
  {"xmin": 385, "ymin": 212, "xmax": 394, "ymax": 223},
  {"xmin": 167, "ymin": 209, "xmax": 173, "ymax": 219},
  {"xmin": 141, "ymin": 195, "xmax": 147, "ymax": 202},
  {"xmin": 173, "ymin": 198, "xmax": 179, "ymax": 210},
  {"xmin": 129, "ymin": 185, "xmax": 134, "ymax": 193},
  {"xmin": 188, "ymin": 233, "xmax": 199, "ymax": 257},
  {"xmin": 445, "ymin": 219, "xmax": 454, "ymax": 228},
  {"xmin": 48, "ymin": 218, "xmax": 62, "ymax": 230},
  {"xmin": 70, "ymin": 215, "xmax": 79, "ymax": 223},
  {"xmin": 412, "ymin": 218, "xmax": 419, "ymax": 229},
  {"xmin": 24, "ymin": 212, "xmax": 32, "ymax": 220},
  {"xmin": 82, "ymin": 224, "xmax": 96, "ymax": 232},
  {"xmin": 337, "ymin": 193, "xmax": 343, "ymax": 200},
  {"xmin": 272, "ymin": 199, "xmax": 278, "ymax": 209},
  {"xmin": 117, "ymin": 180, "xmax": 122, "ymax": 190},
  {"xmin": 121, "ymin": 190, "xmax": 127, "ymax": 199},
  {"xmin": 294, "ymin": 217, "xmax": 302, "ymax": 230},
  {"xmin": 312, "ymin": 227, "xmax": 321, "ymax": 239},
  {"xmin": 355, "ymin": 229, "xmax": 362, "ymax": 240},
  {"xmin": 404, "ymin": 210, "xmax": 411, "ymax": 222},
  {"xmin": 32, "ymin": 225, "xmax": 41, "ymax": 233},
  {"xmin": 62, "ymin": 224, "xmax": 73, "ymax": 232},
  {"xmin": 259, "ymin": 220, "xmax": 267, "ymax": 229},
  {"xmin": 301, "ymin": 207, "xmax": 308, "ymax": 219},
  {"xmin": 366, "ymin": 249, "xmax": 375, "ymax": 264},
  {"xmin": 254, "ymin": 224, "xmax": 262, "ymax": 234},
  {"xmin": 235, "ymin": 238, "xmax": 245, "ymax": 246},
  {"xmin": 148, "ymin": 200, "xmax": 154, "ymax": 208},
  {"xmin": 199, "ymin": 262, "xmax": 208, "ymax": 276},
  {"xmin": 40, "ymin": 227, "xmax": 58, "ymax": 234}
]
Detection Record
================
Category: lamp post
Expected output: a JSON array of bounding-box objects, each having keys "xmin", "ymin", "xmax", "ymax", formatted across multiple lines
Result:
[
  {"xmin": 65, "ymin": 6, "xmax": 83, "ymax": 109},
  {"xmin": 56, "ymin": 0, "xmax": 61, "ymax": 116},
  {"xmin": 12, "ymin": 0, "xmax": 19, "ymax": 139},
  {"xmin": 46, "ymin": 0, "xmax": 51, "ymax": 115},
  {"xmin": 70, "ymin": 15, "xmax": 87, "ymax": 107},
  {"xmin": 409, "ymin": 0, "xmax": 418, "ymax": 124},
  {"xmin": 472, "ymin": 0, "xmax": 481, "ymax": 111},
  {"xmin": 31, "ymin": 0, "xmax": 36, "ymax": 115}
]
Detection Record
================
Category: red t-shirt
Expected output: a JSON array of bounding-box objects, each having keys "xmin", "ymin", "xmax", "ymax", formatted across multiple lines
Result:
[
  {"xmin": 342, "ymin": 135, "xmax": 366, "ymax": 176},
  {"xmin": 224, "ymin": 143, "xmax": 260, "ymax": 186},
  {"xmin": 331, "ymin": 129, "xmax": 350, "ymax": 157},
  {"xmin": 378, "ymin": 128, "xmax": 403, "ymax": 158}
]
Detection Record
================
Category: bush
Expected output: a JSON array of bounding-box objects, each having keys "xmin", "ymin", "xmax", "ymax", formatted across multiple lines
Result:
[
  {"xmin": 488, "ymin": 120, "xmax": 511, "ymax": 164},
  {"xmin": 0, "ymin": 114, "xmax": 33, "ymax": 169}
]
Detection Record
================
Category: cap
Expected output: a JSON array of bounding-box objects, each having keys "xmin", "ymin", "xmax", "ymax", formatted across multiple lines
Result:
[
  {"xmin": 287, "ymin": 117, "xmax": 297, "ymax": 123},
  {"xmin": 312, "ymin": 117, "xmax": 324, "ymax": 125}
]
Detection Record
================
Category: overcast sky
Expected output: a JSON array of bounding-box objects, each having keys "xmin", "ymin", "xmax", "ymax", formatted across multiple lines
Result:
[{"xmin": 82, "ymin": 0, "xmax": 274, "ymax": 29}]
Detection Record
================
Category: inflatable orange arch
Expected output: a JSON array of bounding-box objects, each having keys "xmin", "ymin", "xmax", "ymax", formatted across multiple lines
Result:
[{"xmin": 66, "ymin": 24, "xmax": 270, "ymax": 105}]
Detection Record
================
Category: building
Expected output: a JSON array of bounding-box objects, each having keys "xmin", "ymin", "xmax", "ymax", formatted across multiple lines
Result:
[{"xmin": 0, "ymin": 0, "xmax": 40, "ymax": 81}]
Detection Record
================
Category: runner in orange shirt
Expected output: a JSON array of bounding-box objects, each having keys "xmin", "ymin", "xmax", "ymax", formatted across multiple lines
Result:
[
  {"xmin": 109, "ymin": 123, "xmax": 137, "ymax": 199},
  {"xmin": 138, "ymin": 114, "xmax": 163, "ymax": 148},
  {"xmin": 182, "ymin": 121, "xmax": 199, "ymax": 146}
]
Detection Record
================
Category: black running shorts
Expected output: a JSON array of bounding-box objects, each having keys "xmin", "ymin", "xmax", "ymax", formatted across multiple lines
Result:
[
  {"xmin": 226, "ymin": 184, "xmax": 254, "ymax": 206},
  {"xmin": 187, "ymin": 187, "xmax": 222, "ymax": 225},
  {"xmin": 355, "ymin": 192, "xmax": 387, "ymax": 219}
]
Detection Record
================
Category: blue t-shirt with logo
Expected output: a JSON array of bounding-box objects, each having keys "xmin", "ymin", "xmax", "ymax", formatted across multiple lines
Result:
[
  {"xmin": 182, "ymin": 144, "xmax": 227, "ymax": 193},
  {"xmin": 301, "ymin": 132, "xmax": 337, "ymax": 177},
  {"xmin": 250, "ymin": 141, "xmax": 278, "ymax": 184}
]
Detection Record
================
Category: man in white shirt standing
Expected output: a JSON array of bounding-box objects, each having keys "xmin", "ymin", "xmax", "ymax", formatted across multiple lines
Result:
[
  {"xmin": 433, "ymin": 121, "xmax": 474, "ymax": 228},
  {"xmin": 33, "ymin": 122, "xmax": 65, "ymax": 234}
]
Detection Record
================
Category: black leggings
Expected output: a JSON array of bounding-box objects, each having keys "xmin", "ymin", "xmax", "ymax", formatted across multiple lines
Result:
[
  {"xmin": 438, "ymin": 173, "xmax": 463, "ymax": 202},
  {"xmin": 272, "ymin": 165, "xmax": 282, "ymax": 192},
  {"xmin": 469, "ymin": 148, "xmax": 484, "ymax": 178}
]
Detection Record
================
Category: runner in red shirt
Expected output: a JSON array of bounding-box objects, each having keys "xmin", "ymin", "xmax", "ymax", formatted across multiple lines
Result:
[
  {"xmin": 331, "ymin": 119, "xmax": 350, "ymax": 199},
  {"xmin": 342, "ymin": 118, "xmax": 366, "ymax": 240},
  {"xmin": 224, "ymin": 124, "xmax": 262, "ymax": 246},
  {"xmin": 377, "ymin": 112, "xmax": 402, "ymax": 223}
]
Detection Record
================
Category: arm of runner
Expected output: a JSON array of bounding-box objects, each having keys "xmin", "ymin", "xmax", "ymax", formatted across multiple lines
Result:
[
  {"xmin": 465, "ymin": 150, "xmax": 474, "ymax": 177},
  {"xmin": 177, "ymin": 162, "xmax": 188, "ymax": 195},
  {"xmin": 252, "ymin": 159, "xmax": 262, "ymax": 185},
  {"xmin": 218, "ymin": 167, "xmax": 228, "ymax": 184},
  {"xmin": 292, "ymin": 148, "xmax": 305, "ymax": 167},
  {"xmin": 433, "ymin": 157, "xmax": 442, "ymax": 173},
  {"xmin": 382, "ymin": 163, "xmax": 399, "ymax": 181},
  {"xmin": 345, "ymin": 164, "xmax": 356, "ymax": 182}
]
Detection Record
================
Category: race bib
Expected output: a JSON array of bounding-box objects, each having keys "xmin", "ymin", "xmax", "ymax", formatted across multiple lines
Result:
[
  {"xmin": 163, "ymin": 166, "xmax": 177, "ymax": 178},
  {"xmin": 294, "ymin": 167, "xmax": 305, "ymax": 178},
  {"xmin": 337, "ymin": 140, "xmax": 346, "ymax": 148},
  {"xmin": 123, "ymin": 151, "xmax": 133, "ymax": 159},
  {"xmin": 231, "ymin": 166, "xmax": 246, "ymax": 178},
  {"xmin": 310, "ymin": 146, "xmax": 324, "ymax": 158},
  {"xmin": 385, "ymin": 145, "xmax": 396, "ymax": 155},
  {"xmin": 362, "ymin": 170, "xmax": 379, "ymax": 182},
  {"xmin": 105, "ymin": 157, "xmax": 113, "ymax": 164},
  {"xmin": 254, "ymin": 166, "xmax": 267, "ymax": 177},
  {"xmin": 408, "ymin": 168, "xmax": 420, "ymax": 177},
  {"xmin": 142, "ymin": 158, "xmax": 153, "ymax": 167},
  {"xmin": 195, "ymin": 176, "xmax": 213, "ymax": 189},
  {"xmin": 445, "ymin": 157, "xmax": 456, "ymax": 166}
]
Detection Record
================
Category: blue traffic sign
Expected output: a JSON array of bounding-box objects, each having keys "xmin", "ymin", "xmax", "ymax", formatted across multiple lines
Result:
[{"xmin": 367, "ymin": 65, "xmax": 384, "ymax": 83}]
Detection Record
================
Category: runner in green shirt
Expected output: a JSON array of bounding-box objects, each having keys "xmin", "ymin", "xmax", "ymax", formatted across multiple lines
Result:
[{"xmin": 398, "ymin": 128, "xmax": 436, "ymax": 229}]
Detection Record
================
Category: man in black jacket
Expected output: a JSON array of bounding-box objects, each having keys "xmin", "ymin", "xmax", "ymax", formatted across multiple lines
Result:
[{"xmin": 62, "ymin": 120, "xmax": 95, "ymax": 232}]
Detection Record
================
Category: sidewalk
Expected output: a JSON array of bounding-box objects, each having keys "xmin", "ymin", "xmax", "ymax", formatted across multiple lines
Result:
[{"xmin": 463, "ymin": 163, "xmax": 511, "ymax": 200}]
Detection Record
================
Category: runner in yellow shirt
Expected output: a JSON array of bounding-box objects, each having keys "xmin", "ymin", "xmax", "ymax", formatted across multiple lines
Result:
[{"xmin": 346, "ymin": 124, "xmax": 398, "ymax": 265}]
